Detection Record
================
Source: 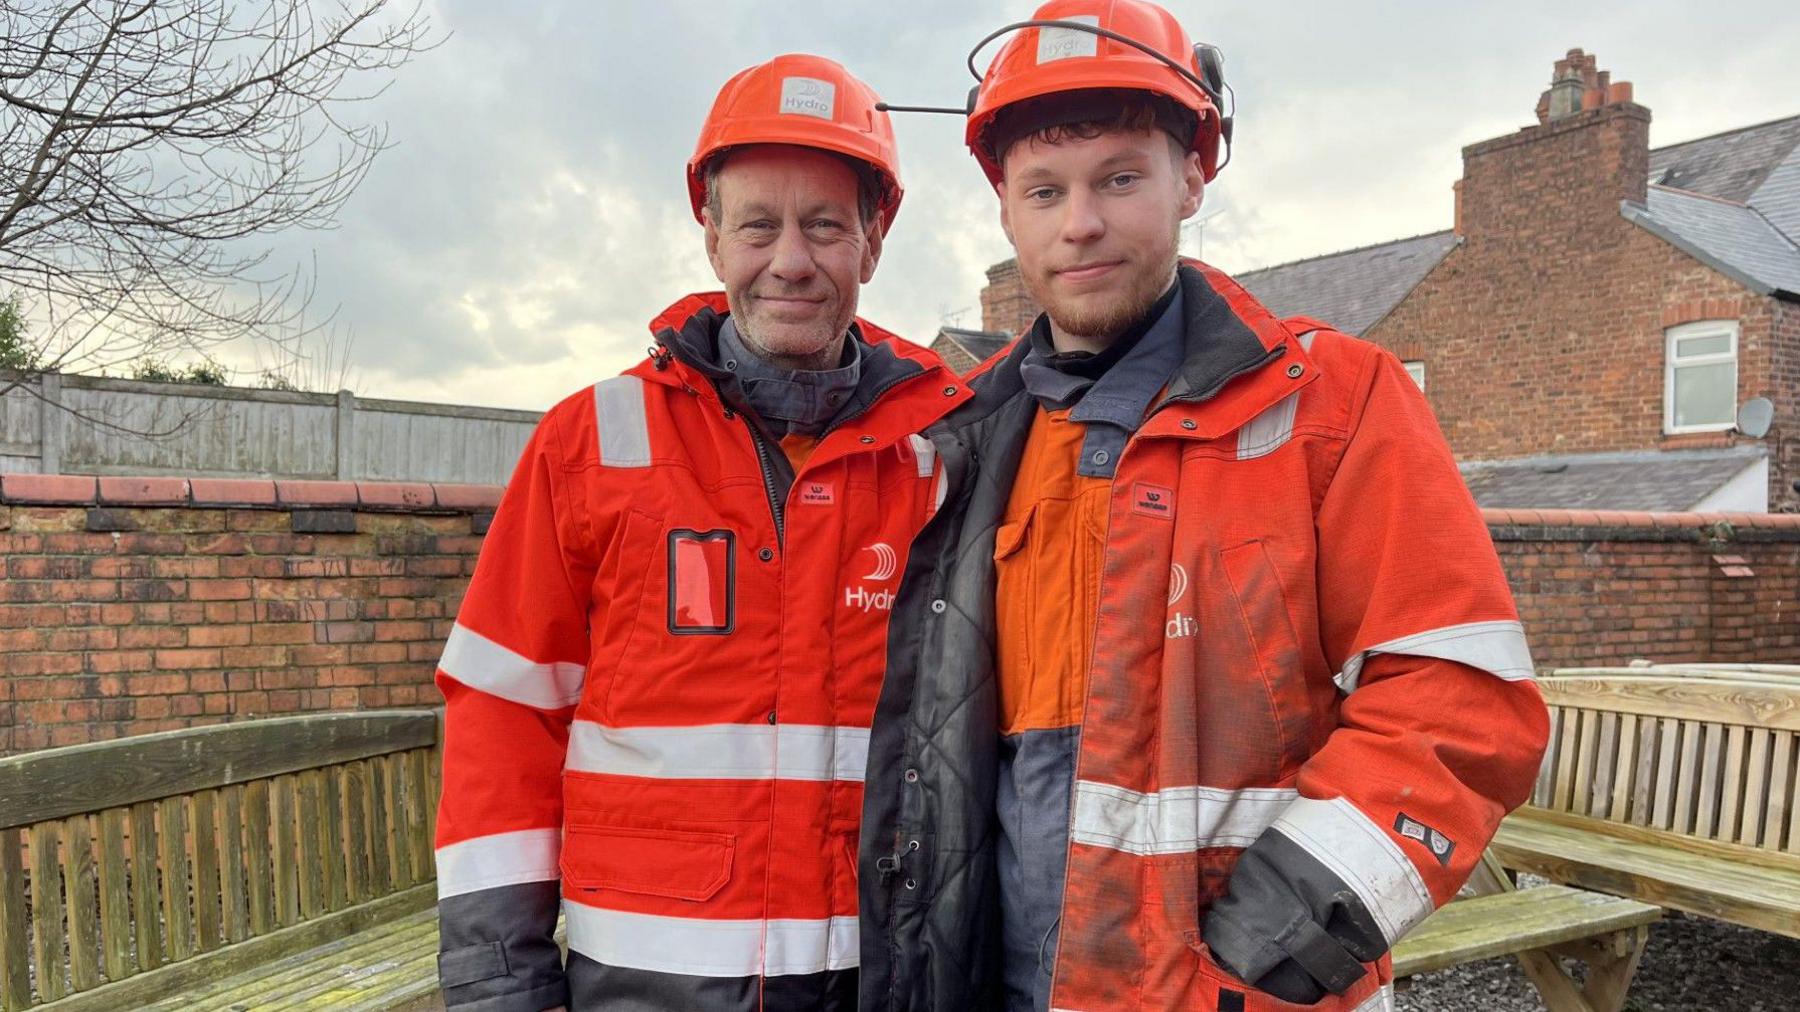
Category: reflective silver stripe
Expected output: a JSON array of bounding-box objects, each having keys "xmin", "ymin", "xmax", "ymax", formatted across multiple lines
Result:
[
  {"xmin": 594, "ymin": 375, "xmax": 652, "ymax": 467},
  {"xmin": 566, "ymin": 721, "xmax": 869, "ymax": 781},
  {"xmin": 1235, "ymin": 330, "xmax": 1318, "ymax": 460},
  {"xmin": 1070, "ymin": 780, "xmax": 1297, "ymax": 856},
  {"xmin": 908, "ymin": 433, "xmax": 936, "ymax": 478},
  {"xmin": 1352, "ymin": 984, "xmax": 1396, "ymax": 1012},
  {"xmin": 1334, "ymin": 619, "xmax": 1535, "ymax": 693},
  {"xmin": 435, "ymin": 827, "xmax": 561, "ymax": 899},
  {"xmin": 1237, "ymin": 392, "xmax": 1300, "ymax": 460},
  {"xmin": 439, "ymin": 622, "xmax": 584, "ymax": 709},
  {"xmin": 564, "ymin": 902, "xmax": 858, "ymax": 977},
  {"xmin": 1270, "ymin": 796, "xmax": 1434, "ymax": 945}
]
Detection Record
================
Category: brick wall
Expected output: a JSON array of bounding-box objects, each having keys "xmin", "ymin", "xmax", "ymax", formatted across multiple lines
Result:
[
  {"xmin": 4, "ymin": 474, "xmax": 1797, "ymax": 755},
  {"xmin": 0, "ymin": 474, "xmax": 496, "ymax": 755},
  {"xmin": 1488, "ymin": 508, "xmax": 1800, "ymax": 666}
]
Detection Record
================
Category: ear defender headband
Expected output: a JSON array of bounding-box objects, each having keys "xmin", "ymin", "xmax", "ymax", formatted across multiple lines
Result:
[{"xmin": 876, "ymin": 18, "xmax": 1234, "ymax": 173}]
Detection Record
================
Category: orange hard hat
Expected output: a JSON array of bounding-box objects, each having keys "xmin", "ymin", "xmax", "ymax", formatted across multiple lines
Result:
[
  {"xmin": 688, "ymin": 53, "xmax": 903, "ymax": 231},
  {"xmin": 966, "ymin": 0, "xmax": 1228, "ymax": 185}
]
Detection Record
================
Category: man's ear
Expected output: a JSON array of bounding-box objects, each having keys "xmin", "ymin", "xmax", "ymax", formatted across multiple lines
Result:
[
  {"xmin": 1177, "ymin": 149, "xmax": 1204, "ymax": 220},
  {"xmin": 860, "ymin": 218, "xmax": 884, "ymax": 284},
  {"xmin": 703, "ymin": 207, "xmax": 726, "ymax": 282}
]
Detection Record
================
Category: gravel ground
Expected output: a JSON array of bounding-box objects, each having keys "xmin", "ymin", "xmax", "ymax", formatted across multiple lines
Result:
[{"xmin": 1399, "ymin": 908, "xmax": 1800, "ymax": 1011}]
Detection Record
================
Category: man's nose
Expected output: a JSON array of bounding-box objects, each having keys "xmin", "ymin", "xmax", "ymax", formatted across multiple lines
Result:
[
  {"xmin": 1059, "ymin": 189, "xmax": 1105, "ymax": 245},
  {"xmin": 767, "ymin": 224, "xmax": 816, "ymax": 283}
]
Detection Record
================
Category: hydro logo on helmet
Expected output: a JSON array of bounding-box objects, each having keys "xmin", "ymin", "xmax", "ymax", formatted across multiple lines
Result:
[
  {"xmin": 965, "ymin": 0, "xmax": 1234, "ymax": 185},
  {"xmin": 687, "ymin": 53, "xmax": 904, "ymax": 231}
]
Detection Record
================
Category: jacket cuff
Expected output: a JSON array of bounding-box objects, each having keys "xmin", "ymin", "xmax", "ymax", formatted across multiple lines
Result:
[
  {"xmin": 1205, "ymin": 799, "xmax": 1417, "ymax": 999},
  {"xmin": 439, "ymin": 880, "xmax": 567, "ymax": 1011},
  {"xmin": 1267, "ymin": 794, "xmax": 1435, "ymax": 945}
]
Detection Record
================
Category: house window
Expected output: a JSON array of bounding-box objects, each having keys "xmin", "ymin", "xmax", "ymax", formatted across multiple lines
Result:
[
  {"xmin": 1664, "ymin": 320, "xmax": 1738, "ymax": 433},
  {"xmin": 1403, "ymin": 360, "xmax": 1426, "ymax": 391}
]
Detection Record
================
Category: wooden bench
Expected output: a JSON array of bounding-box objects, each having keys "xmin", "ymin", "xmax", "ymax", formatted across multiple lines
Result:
[
  {"xmin": 1491, "ymin": 674, "xmax": 1800, "ymax": 938},
  {"xmin": 1392, "ymin": 851, "xmax": 1660, "ymax": 1012},
  {"xmin": 0, "ymin": 711, "xmax": 443, "ymax": 1011}
]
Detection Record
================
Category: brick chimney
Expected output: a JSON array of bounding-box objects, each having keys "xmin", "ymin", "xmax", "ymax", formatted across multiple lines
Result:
[
  {"xmin": 1454, "ymin": 49, "xmax": 1648, "ymax": 242},
  {"xmin": 979, "ymin": 258, "xmax": 1041, "ymax": 335}
]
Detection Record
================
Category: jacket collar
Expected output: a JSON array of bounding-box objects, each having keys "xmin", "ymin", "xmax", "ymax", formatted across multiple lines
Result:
[
  {"xmin": 633, "ymin": 291, "xmax": 972, "ymax": 444},
  {"xmin": 942, "ymin": 262, "xmax": 1316, "ymax": 441}
]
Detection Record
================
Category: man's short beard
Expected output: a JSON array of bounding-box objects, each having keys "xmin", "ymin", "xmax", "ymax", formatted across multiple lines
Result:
[{"xmin": 1026, "ymin": 249, "xmax": 1179, "ymax": 343}]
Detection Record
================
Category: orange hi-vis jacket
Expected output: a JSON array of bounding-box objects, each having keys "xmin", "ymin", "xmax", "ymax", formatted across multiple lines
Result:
[
  {"xmin": 858, "ymin": 263, "xmax": 1550, "ymax": 1011},
  {"xmin": 433, "ymin": 292, "xmax": 970, "ymax": 1011}
]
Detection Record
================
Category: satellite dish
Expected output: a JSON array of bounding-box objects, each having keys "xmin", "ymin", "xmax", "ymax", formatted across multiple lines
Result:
[{"xmin": 1736, "ymin": 397, "xmax": 1775, "ymax": 439}]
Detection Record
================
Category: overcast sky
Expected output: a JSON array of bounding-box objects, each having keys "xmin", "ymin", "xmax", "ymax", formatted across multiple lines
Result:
[{"xmin": 239, "ymin": 1, "xmax": 1800, "ymax": 411}]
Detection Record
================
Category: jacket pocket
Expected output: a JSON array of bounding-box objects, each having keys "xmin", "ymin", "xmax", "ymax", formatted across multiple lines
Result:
[
  {"xmin": 560, "ymin": 824, "xmax": 734, "ymax": 902},
  {"xmin": 1217, "ymin": 539, "xmax": 1311, "ymax": 777},
  {"xmin": 1188, "ymin": 939, "xmax": 1389, "ymax": 1011}
]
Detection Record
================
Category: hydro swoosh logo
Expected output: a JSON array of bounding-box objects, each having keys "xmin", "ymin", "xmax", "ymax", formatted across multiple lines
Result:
[
  {"xmin": 863, "ymin": 542, "xmax": 898, "ymax": 581},
  {"xmin": 1167, "ymin": 563, "xmax": 1189, "ymax": 605}
]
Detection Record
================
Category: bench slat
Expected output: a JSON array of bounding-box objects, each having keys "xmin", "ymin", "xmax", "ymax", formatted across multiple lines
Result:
[
  {"xmin": 160, "ymin": 918, "xmax": 441, "ymax": 1010},
  {"xmin": 28, "ymin": 885, "xmax": 436, "ymax": 1012},
  {"xmin": 367, "ymin": 758, "xmax": 393, "ymax": 896},
  {"xmin": 1616, "ymin": 714, "xmax": 1640, "ymax": 821},
  {"xmin": 1651, "ymin": 717, "xmax": 1678, "ymax": 830},
  {"xmin": 1672, "ymin": 718, "xmax": 1701, "ymax": 835},
  {"xmin": 61, "ymin": 815, "xmax": 99, "ymax": 993},
  {"xmin": 1537, "ymin": 677, "xmax": 1800, "ymax": 731},
  {"xmin": 296, "ymin": 771, "xmax": 324, "ymax": 920},
  {"xmin": 0, "ymin": 713, "xmax": 439, "ymax": 831},
  {"xmin": 219, "ymin": 787, "xmax": 249, "ymax": 945},
  {"xmin": 192, "ymin": 790, "xmax": 224, "ymax": 954},
  {"xmin": 129, "ymin": 802, "xmax": 165, "ymax": 971},
  {"xmin": 1697, "ymin": 721, "xmax": 1724, "ymax": 838},
  {"xmin": 243, "ymin": 780, "xmax": 274, "ymax": 938},
  {"xmin": 1633, "ymin": 715, "xmax": 1658, "ymax": 825},
  {"xmin": 272, "ymin": 774, "xmax": 301, "ymax": 928},
  {"xmin": 29, "ymin": 821, "xmax": 67, "ymax": 1003},
  {"xmin": 384, "ymin": 755, "xmax": 414, "ymax": 889},
  {"xmin": 97, "ymin": 809, "xmax": 130, "ymax": 983},
  {"xmin": 404, "ymin": 751, "xmax": 431, "ymax": 882},
  {"xmin": 344, "ymin": 762, "xmax": 372, "ymax": 907},
  {"xmin": 1773, "ymin": 730, "xmax": 1797, "ymax": 852},
  {"xmin": 1392, "ymin": 885, "xmax": 1659, "ymax": 978},
  {"xmin": 2, "ymin": 827, "xmax": 31, "ymax": 1011},
  {"xmin": 157, "ymin": 797, "xmax": 194, "ymax": 963},
  {"xmin": 321, "ymin": 767, "xmax": 348, "ymax": 914},
  {"xmin": 1494, "ymin": 809, "xmax": 1800, "ymax": 938}
]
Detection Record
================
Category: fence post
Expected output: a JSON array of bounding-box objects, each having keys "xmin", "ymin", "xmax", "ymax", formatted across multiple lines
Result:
[
  {"xmin": 38, "ymin": 371, "xmax": 63, "ymax": 475},
  {"xmin": 336, "ymin": 389, "xmax": 356, "ymax": 480}
]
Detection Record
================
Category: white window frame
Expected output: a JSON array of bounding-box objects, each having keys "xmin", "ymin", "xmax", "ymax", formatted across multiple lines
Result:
[
  {"xmin": 1403, "ymin": 360, "xmax": 1425, "ymax": 391},
  {"xmin": 1663, "ymin": 320, "xmax": 1738, "ymax": 434}
]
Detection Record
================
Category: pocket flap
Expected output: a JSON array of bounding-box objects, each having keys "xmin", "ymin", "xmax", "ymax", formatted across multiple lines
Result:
[
  {"xmin": 993, "ymin": 504, "xmax": 1036, "ymax": 560},
  {"xmin": 438, "ymin": 939, "xmax": 508, "ymax": 988},
  {"xmin": 560, "ymin": 824, "xmax": 734, "ymax": 902}
]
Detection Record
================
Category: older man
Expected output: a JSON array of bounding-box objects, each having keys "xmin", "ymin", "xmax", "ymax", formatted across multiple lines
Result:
[{"xmin": 433, "ymin": 54, "xmax": 969, "ymax": 1011}]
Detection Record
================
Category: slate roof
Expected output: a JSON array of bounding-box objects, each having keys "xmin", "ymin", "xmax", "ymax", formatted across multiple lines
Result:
[
  {"xmin": 1459, "ymin": 446, "xmax": 1767, "ymax": 511},
  {"xmin": 1229, "ymin": 115, "xmax": 1800, "ymax": 332},
  {"xmin": 931, "ymin": 326, "xmax": 1013, "ymax": 375},
  {"xmin": 1233, "ymin": 231, "xmax": 1459, "ymax": 335},
  {"xmin": 1624, "ymin": 186, "xmax": 1800, "ymax": 297},
  {"xmin": 1647, "ymin": 115, "xmax": 1800, "ymax": 203}
]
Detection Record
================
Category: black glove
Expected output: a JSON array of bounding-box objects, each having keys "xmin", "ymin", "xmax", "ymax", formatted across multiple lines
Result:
[{"xmin": 1202, "ymin": 830, "xmax": 1388, "ymax": 1004}]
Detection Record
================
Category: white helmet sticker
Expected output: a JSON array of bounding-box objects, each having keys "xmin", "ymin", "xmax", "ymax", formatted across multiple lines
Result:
[
  {"xmin": 780, "ymin": 76, "xmax": 836, "ymax": 120},
  {"xmin": 1037, "ymin": 15, "xmax": 1100, "ymax": 64}
]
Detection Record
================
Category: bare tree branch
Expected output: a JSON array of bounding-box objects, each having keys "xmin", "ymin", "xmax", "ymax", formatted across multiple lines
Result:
[{"xmin": 0, "ymin": 0, "xmax": 434, "ymax": 422}]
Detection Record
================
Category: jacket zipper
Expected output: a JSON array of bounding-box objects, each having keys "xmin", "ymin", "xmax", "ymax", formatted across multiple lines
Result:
[{"xmin": 739, "ymin": 413, "xmax": 786, "ymax": 545}]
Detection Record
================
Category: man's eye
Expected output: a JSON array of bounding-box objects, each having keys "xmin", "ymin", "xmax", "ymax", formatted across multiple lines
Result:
[
  {"xmin": 808, "ymin": 219, "xmax": 845, "ymax": 231},
  {"xmin": 1026, "ymin": 187, "xmax": 1058, "ymax": 202},
  {"xmin": 742, "ymin": 220, "xmax": 776, "ymax": 232},
  {"xmin": 1108, "ymin": 173, "xmax": 1142, "ymax": 188}
]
